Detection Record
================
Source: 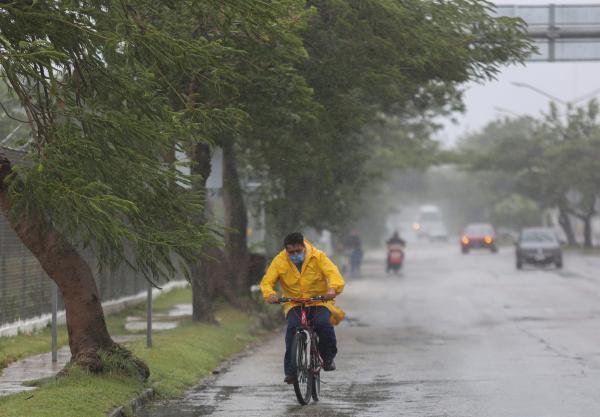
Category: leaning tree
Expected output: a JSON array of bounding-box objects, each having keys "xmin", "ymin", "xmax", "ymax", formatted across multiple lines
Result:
[{"xmin": 0, "ymin": 0, "xmax": 233, "ymax": 375}]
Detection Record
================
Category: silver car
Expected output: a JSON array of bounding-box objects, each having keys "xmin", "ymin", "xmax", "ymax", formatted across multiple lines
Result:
[{"xmin": 516, "ymin": 227, "xmax": 563, "ymax": 269}]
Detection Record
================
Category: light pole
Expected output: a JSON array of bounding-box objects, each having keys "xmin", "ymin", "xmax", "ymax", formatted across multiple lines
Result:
[
  {"xmin": 493, "ymin": 106, "xmax": 522, "ymax": 117},
  {"xmin": 511, "ymin": 81, "xmax": 600, "ymax": 107}
]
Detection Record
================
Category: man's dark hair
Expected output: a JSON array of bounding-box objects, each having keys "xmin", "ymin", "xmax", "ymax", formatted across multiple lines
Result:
[{"xmin": 284, "ymin": 232, "xmax": 304, "ymax": 247}]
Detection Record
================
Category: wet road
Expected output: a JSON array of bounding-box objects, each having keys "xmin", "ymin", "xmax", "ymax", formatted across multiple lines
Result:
[{"xmin": 140, "ymin": 243, "xmax": 600, "ymax": 416}]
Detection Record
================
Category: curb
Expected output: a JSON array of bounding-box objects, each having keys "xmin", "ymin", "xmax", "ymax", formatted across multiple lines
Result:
[{"xmin": 108, "ymin": 388, "xmax": 155, "ymax": 417}]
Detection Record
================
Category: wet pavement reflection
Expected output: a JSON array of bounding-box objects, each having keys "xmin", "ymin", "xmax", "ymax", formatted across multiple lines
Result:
[{"xmin": 140, "ymin": 243, "xmax": 600, "ymax": 416}]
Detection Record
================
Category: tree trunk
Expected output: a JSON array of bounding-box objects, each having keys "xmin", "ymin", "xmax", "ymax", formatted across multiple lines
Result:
[
  {"xmin": 0, "ymin": 152, "xmax": 148, "ymax": 378},
  {"xmin": 189, "ymin": 142, "xmax": 216, "ymax": 322},
  {"xmin": 583, "ymin": 216, "xmax": 593, "ymax": 248},
  {"xmin": 222, "ymin": 141, "xmax": 250, "ymax": 295},
  {"xmin": 190, "ymin": 260, "xmax": 215, "ymax": 322},
  {"xmin": 558, "ymin": 206, "xmax": 577, "ymax": 246}
]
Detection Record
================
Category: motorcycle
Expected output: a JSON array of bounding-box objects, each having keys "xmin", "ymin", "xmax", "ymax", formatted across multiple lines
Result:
[{"xmin": 386, "ymin": 243, "xmax": 404, "ymax": 274}]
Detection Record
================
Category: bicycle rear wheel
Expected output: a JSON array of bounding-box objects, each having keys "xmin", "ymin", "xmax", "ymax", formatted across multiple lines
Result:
[{"xmin": 291, "ymin": 330, "xmax": 312, "ymax": 405}]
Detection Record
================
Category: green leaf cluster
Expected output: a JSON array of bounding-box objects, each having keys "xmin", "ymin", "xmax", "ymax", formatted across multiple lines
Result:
[
  {"xmin": 0, "ymin": 0, "xmax": 245, "ymax": 280},
  {"xmin": 459, "ymin": 101, "xmax": 600, "ymax": 243},
  {"xmin": 0, "ymin": 0, "xmax": 535, "ymax": 274},
  {"xmin": 243, "ymin": 0, "xmax": 533, "ymax": 238}
]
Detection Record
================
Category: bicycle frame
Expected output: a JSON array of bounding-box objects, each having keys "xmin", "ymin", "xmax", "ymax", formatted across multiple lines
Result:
[
  {"xmin": 280, "ymin": 296, "xmax": 327, "ymax": 332},
  {"xmin": 279, "ymin": 296, "xmax": 329, "ymax": 373},
  {"xmin": 295, "ymin": 306, "xmax": 319, "ymax": 376}
]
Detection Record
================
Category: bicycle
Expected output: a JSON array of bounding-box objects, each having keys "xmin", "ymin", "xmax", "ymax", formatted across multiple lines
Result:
[{"xmin": 278, "ymin": 295, "xmax": 330, "ymax": 405}]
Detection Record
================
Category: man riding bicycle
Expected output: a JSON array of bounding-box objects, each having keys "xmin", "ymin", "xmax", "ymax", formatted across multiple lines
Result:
[{"xmin": 260, "ymin": 232, "xmax": 345, "ymax": 384}]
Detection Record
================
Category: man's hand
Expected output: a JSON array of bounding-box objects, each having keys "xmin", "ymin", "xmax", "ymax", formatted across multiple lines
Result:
[
  {"xmin": 267, "ymin": 294, "xmax": 279, "ymax": 304},
  {"xmin": 324, "ymin": 287, "xmax": 336, "ymax": 300}
]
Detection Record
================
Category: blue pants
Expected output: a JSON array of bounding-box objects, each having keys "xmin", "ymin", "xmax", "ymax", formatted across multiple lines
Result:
[{"xmin": 284, "ymin": 306, "xmax": 337, "ymax": 376}]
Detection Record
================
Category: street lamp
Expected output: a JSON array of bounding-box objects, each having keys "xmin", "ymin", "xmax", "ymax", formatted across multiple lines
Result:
[
  {"xmin": 511, "ymin": 81, "xmax": 600, "ymax": 107},
  {"xmin": 493, "ymin": 106, "xmax": 522, "ymax": 117}
]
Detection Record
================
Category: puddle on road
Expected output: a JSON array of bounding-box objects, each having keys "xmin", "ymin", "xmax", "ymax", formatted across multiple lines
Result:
[
  {"xmin": 344, "ymin": 316, "xmax": 369, "ymax": 328},
  {"xmin": 509, "ymin": 315, "xmax": 549, "ymax": 323},
  {"xmin": 557, "ymin": 270, "xmax": 585, "ymax": 279},
  {"xmin": 355, "ymin": 326, "xmax": 457, "ymax": 347},
  {"xmin": 139, "ymin": 381, "xmax": 398, "ymax": 417}
]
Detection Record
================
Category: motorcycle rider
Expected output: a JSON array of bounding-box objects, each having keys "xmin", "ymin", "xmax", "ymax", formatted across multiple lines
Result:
[
  {"xmin": 386, "ymin": 231, "xmax": 406, "ymax": 272},
  {"xmin": 387, "ymin": 230, "xmax": 406, "ymax": 247}
]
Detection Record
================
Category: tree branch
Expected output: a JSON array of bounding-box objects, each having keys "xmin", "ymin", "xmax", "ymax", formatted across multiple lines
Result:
[
  {"xmin": 0, "ymin": 151, "xmax": 12, "ymax": 191},
  {"xmin": 0, "ymin": 101, "xmax": 29, "ymax": 124}
]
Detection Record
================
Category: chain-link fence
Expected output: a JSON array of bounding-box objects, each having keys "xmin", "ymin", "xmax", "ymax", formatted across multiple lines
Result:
[{"xmin": 0, "ymin": 213, "xmax": 154, "ymax": 329}]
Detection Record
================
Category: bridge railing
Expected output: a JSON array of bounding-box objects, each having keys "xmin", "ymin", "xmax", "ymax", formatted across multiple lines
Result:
[
  {"xmin": 497, "ymin": 4, "xmax": 600, "ymax": 28},
  {"xmin": 496, "ymin": 4, "xmax": 600, "ymax": 62}
]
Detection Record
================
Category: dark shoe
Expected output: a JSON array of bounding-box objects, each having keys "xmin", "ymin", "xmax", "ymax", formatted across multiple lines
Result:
[
  {"xmin": 284, "ymin": 375, "xmax": 296, "ymax": 384},
  {"xmin": 323, "ymin": 359, "xmax": 336, "ymax": 371}
]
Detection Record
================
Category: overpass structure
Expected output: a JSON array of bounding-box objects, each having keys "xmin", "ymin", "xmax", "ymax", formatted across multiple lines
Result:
[{"xmin": 497, "ymin": 4, "xmax": 600, "ymax": 61}]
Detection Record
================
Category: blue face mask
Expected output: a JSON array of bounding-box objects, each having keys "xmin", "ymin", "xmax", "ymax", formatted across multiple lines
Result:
[{"xmin": 289, "ymin": 252, "xmax": 305, "ymax": 264}]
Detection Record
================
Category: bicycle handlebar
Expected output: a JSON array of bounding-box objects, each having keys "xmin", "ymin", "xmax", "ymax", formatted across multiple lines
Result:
[{"xmin": 277, "ymin": 295, "xmax": 332, "ymax": 304}]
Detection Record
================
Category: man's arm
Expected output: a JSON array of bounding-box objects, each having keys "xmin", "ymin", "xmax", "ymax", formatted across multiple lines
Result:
[
  {"xmin": 318, "ymin": 252, "xmax": 345, "ymax": 295},
  {"xmin": 260, "ymin": 259, "xmax": 280, "ymax": 303}
]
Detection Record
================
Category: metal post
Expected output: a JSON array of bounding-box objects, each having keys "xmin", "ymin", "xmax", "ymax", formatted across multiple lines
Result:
[
  {"xmin": 548, "ymin": 4, "xmax": 556, "ymax": 62},
  {"xmin": 0, "ymin": 228, "xmax": 5, "ymax": 325},
  {"xmin": 146, "ymin": 283, "xmax": 152, "ymax": 348},
  {"xmin": 51, "ymin": 282, "xmax": 58, "ymax": 363}
]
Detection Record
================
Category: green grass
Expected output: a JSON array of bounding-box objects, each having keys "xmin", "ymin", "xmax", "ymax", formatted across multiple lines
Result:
[
  {"xmin": 0, "ymin": 304, "xmax": 261, "ymax": 417},
  {"xmin": 0, "ymin": 286, "xmax": 193, "ymax": 371}
]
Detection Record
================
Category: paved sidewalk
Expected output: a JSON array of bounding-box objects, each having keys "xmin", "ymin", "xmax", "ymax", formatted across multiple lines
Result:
[
  {"xmin": 0, "ymin": 302, "xmax": 192, "ymax": 397},
  {"xmin": 0, "ymin": 335, "xmax": 143, "ymax": 397},
  {"xmin": 0, "ymin": 346, "xmax": 70, "ymax": 397}
]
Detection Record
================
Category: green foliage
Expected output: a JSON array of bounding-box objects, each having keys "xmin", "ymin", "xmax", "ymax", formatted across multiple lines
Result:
[
  {"xmin": 456, "ymin": 116, "xmax": 543, "ymax": 225},
  {"xmin": 0, "ymin": 1, "xmax": 245, "ymax": 279},
  {"xmin": 97, "ymin": 345, "xmax": 147, "ymax": 380},
  {"xmin": 249, "ymin": 0, "xmax": 533, "ymax": 241},
  {"xmin": 0, "ymin": 0, "xmax": 535, "ymax": 273},
  {"xmin": 491, "ymin": 194, "xmax": 541, "ymax": 231},
  {"xmin": 540, "ymin": 101, "xmax": 600, "ymax": 220},
  {"xmin": 460, "ymin": 101, "xmax": 600, "ymax": 245}
]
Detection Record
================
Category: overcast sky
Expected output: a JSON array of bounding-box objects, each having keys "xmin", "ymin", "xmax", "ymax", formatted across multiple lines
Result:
[{"xmin": 439, "ymin": 0, "xmax": 600, "ymax": 146}]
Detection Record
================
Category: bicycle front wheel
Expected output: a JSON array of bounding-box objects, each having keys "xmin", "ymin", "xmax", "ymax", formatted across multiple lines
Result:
[
  {"xmin": 311, "ymin": 369, "xmax": 320, "ymax": 402},
  {"xmin": 311, "ymin": 336, "xmax": 321, "ymax": 402},
  {"xmin": 291, "ymin": 330, "xmax": 312, "ymax": 405}
]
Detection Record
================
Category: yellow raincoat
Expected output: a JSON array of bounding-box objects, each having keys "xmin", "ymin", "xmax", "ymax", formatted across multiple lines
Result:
[{"xmin": 260, "ymin": 240, "xmax": 346, "ymax": 325}]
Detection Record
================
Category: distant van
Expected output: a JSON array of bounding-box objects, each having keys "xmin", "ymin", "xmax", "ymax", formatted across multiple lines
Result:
[{"xmin": 413, "ymin": 205, "xmax": 448, "ymax": 241}]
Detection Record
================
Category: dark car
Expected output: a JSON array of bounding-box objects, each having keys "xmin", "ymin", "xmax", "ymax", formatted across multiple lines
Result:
[
  {"xmin": 516, "ymin": 227, "xmax": 563, "ymax": 269},
  {"xmin": 461, "ymin": 223, "xmax": 497, "ymax": 254}
]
